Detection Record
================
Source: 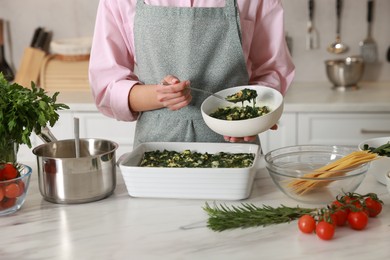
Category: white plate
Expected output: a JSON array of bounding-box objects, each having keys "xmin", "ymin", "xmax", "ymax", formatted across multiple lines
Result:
[
  {"xmin": 358, "ymin": 137, "xmax": 390, "ymax": 186},
  {"xmin": 118, "ymin": 142, "xmax": 260, "ymax": 200}
]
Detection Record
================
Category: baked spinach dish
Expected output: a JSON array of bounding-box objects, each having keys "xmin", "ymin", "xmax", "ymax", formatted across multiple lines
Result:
[
  {"xmin": 211, "ymin": 88, "xmax": 270, "ymax": 120},
  {"xmin": 225, "ymin": 88, "xmax": 258, "ymax": 104},
  {"xmin": 139, "ymin": 149, "xmax": 255, "ymax": 168},
  {"xmin": 209, "ymin": 105, "xmax": 270, "ymax": 120},
  {"xmin": 362, "ymin": 141, "xmax": 390, "ymax": 157}
]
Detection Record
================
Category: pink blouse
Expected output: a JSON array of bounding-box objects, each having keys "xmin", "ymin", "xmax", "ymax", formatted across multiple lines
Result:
[{"xmin": 89, "ymin": 0, "xmax": 295, "ymax": 122}]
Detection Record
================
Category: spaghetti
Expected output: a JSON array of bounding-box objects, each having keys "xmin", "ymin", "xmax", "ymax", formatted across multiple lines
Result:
[{"xmin": 287, "ymin": 151, "xmax": 378, "ymax": 195}]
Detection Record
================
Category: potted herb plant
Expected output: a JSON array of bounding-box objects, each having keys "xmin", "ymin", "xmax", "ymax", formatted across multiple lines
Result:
[{"xmin": 0, "ymin": 73, "xmax": 69, "ymax": 163}]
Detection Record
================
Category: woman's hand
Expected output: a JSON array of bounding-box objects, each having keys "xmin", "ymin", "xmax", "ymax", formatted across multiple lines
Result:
[
  {"xmin": 223, "ymin": 124, "xmax": 278, "ymax": 143},
  {"xmin": 157, "ymin": 75, "xmax": 192, "ymax": 110}
]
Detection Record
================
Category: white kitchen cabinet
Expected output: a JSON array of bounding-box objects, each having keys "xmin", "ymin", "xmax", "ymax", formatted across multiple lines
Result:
[
  {"xmin": 259, "ymin": 112, "xmax": 390, "ymax": 154},
  {"xmin": 17, "ymin": 110, "xmax": 137, "ymax": 163},
  {"xmin": 259, "ymin": 113, "xmax": 297, "ymax": 154},
  {"xmin": 297, "ymin": 112, "xmax": 390, "ymax": 146}
]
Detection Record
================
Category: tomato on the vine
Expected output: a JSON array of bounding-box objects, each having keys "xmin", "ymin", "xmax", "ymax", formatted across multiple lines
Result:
[
  {"xmin": 0, "ymin": 187, "xmax": 4, "ymax": 201},
  {"xmin": 364, "ymin": 197, "xmax": 382, "ymax": 217},
  {"xmin": 4, "ymin": 182, "xmax": 21, "ymax": 199},
  {"xmin": 298, "ymin": 214, "xmax": 316, "ymax": 234},
  {"xmin": 348, "ymin": 211, "xmax": 368, "ymax": 230},
  {"xmin": 316, "ymin": 221, "xmax": 335, "ymax": 240},
  {"xmin": 1, "ymin": 163, "xmax": 18, "ymax": 180}
]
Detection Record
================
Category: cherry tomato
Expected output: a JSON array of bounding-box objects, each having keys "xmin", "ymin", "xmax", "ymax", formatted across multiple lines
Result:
[
  {"xmin": 16, "ymin": 181, "xmax": 25, "ymax": 197},
  {"xmin": 331, "ymin": 200, "xmax": 349, "ymax": 226},
  {"xmin": 2, "ymin": 163, "xmax": 18, "ymax": 180},
  {"xmin": 316, "ymin": 221, "xmax": 335, "ymax": 240},
  {"xmin": 298, "ymin": 215, "xmax": 316, "ymax": 234},
  {"xmin": 332, "ymin": 210, "xmax": 348, "ymax": 227},
  {"xmin": 348, "ymin": 211, "xmax": 368, "ymax": 230},
  {"xmin": 364, "ymin": 197, "xmax": 382, "ymax": 217},
  {"xmin": 0, "ymin": 187, "xmax": 4, "ymax": 201},
  {"xmin": 0, "ymin": 198, "xmax": 16, "ymax": 210},
  {"xmin": 4, "ymin": 182, "xmax": 21, "ymax": 199}
]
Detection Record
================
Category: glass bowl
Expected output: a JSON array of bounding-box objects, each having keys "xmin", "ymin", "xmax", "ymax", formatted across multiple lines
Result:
[
  {"xmin": 264, "ymin": 145, "xmax": 369, "ymax": 205},
  {"xmin": 0, "ymin": 164, "xmax": 32, "ymax": 216}
]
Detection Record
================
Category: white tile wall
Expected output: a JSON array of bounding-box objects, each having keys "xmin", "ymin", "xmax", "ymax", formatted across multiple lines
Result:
[{"xmin": 0, "ymin": 0, "xmax": 389, "ymax": 83}]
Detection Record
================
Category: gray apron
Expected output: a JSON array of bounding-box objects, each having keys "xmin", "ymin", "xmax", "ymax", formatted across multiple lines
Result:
[{"xmin": 133, "ymin": 0, "xmax": 250, "ymax": 147}]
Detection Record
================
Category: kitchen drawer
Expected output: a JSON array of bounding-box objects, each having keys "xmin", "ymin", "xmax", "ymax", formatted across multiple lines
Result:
[{"xmin": 298, "ymin": 112, "xmax": 390, "ymax": 146}]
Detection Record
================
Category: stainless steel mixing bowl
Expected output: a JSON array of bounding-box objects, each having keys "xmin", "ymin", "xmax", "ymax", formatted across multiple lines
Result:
[
  {"xmin": 33, "ymin": 138, "xmax": 118, "ymax": 204},
  {"xmin": 325, "ymin": 56, "xmax": 365, "ymax": 90}
]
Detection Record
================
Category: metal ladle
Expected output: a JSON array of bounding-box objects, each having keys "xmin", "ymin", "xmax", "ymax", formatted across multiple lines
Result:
[
  {"xmin": 74, "ymin": 117, "xmax": 80, "ymax": 158},
  {"xmin": 327, "ymin": 0, "xmax": 348, "ymax": 54}
]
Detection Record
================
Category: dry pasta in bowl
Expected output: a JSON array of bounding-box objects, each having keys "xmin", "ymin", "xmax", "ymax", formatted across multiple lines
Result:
[{"xmin": 265, "ymin": 145, "xmax": 376, "ymax": 205}]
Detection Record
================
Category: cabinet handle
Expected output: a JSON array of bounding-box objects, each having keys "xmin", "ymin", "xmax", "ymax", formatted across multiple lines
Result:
[{"xmin": 361, "ymin": 129, "xmax": 390, "ymax": 134}]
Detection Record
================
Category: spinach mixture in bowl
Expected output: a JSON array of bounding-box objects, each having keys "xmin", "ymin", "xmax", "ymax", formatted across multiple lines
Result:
[
  {"xmin": 210, "ymin": 88, "xmax": 270, "ymax": 120},
  {"xmin": 139, "ymin": 149, "xmax": 255, "ymax": 168}
]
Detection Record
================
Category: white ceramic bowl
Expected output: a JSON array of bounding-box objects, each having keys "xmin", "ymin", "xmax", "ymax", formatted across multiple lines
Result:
[
  {"xmin": 118, "ymin": 142, "xmax": 260, "ymax": 200},
  {"xmin": 358, "ymin": 137, "xmax": 390, "ymax": 185},
  {"xmin": 201, "ymin": 85, "xmax": 284, "ymax": 137},
  {"xmin": 386, "ymin": 171, "xmax": 390, "ymax": 194}
]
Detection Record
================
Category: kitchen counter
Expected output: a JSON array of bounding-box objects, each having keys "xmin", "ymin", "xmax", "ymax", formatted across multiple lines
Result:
[
  {"xmin": 1, "ymin": 162, "xmax": 390, "ymax": 260},
  {"xmin": 50, "ymin": 81, "xmax": 390, "ymax": 112}
]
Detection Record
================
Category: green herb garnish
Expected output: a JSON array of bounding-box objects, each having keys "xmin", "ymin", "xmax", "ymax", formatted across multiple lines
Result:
[
  {"xmin": 363, "ymin": 142, "xmax": 390, "ymax": 157},
  {"xmin": 203, "ymin": 202, "xmax": 315, "ymax": 231},
  {"xmin": 0, "ymin": 73, "xmax": 69, "ymax": 148}
]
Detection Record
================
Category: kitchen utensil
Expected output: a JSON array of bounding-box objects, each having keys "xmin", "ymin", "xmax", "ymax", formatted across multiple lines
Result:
[
  {"xmin": 265, "ymin": 145, "xmax": 369, "ymax": 204},
  {"xmin": 33, "ymin": 138, "xmax": 118, "ymax": 204},
  {"xmin": 0, "ymin": 164, "xmax": 32, "ymax": 216},
  {"xmin": 325, "ymin": 56, "xmax": 365, "ymax": 90},
  {"xmin": 358, "ymin": 137, "xmax": 390, "ymax": 186},
  {"xmin": 201, "ymin": 85, "xmax": 284, "ymax": 137},
  {"xmin": 190, "ymin": 86, "xmax": 228, "ymax": 102},
  {"xmin": 118, "ymin": 142, "xmax": 259, "ymax": 200},
  {"xmin": 14, "ymin": 27, "xmax": 49, "ymax": 87},
  {"xmin": 306, "ymin": 0, "xmax": 319, "ymax": 50},
  {"xmin": 160, "ymin": 82, "xmax": 232, "ymax": 102},
  {"xmin": 359, "ymin": 0, "xmax": 378, "ymax": 63},
  {"xmin": 0, "ymin": 18, "xmax": 14, "ymax": 82},
  {"xmin": 327, "ymin": 0, "xmax": 349, "ymax": 54},
  {"xmin": 74, "ymin": 117, "xmax": 80, "ymax": 158}
]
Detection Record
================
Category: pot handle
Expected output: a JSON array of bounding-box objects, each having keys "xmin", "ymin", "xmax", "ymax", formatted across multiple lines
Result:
[{"xmin": 37, "ymin": 126, "xmax": 58, "ymax": 143}]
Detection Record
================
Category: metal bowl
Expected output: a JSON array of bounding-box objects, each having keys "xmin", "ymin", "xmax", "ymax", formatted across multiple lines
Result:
[
  {"xmin": 32, "ymin": 138, "xmax": 118, "ymax": 204},
  {"xmin": 325, "ymin": 56, "xmax": 365, "ymax": 90}
]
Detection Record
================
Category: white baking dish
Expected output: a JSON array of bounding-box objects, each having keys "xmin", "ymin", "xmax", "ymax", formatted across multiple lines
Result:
[{"xmin": 118, "ymin": 142, "xmax": 260, "ymax": 200}]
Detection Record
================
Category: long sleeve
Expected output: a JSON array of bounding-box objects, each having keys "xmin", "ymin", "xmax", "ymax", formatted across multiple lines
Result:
[
  {"xmin": 246, "ymin": 0, "xmax": 295, "ymax": 95},
  {"xmin": 89, "ymin": 0, "xmax": 140, "ymax": 121}
]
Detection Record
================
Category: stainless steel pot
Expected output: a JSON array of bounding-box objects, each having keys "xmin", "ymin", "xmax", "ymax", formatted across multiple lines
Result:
[{"xmin": 32, "ymin": 138, "xmax": 118, "ymax": 204}]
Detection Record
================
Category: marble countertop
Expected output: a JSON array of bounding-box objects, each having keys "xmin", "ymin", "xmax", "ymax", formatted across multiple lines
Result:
[
  {"xmin": 1, "ymin": 161, "xmax": 390, "ymax": 260},
  {"xmin": 50, "ymin": 81, "xmax": 390, "ymax": 113}
]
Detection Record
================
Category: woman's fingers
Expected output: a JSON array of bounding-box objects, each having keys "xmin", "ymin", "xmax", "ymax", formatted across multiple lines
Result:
[
  {"xmin": 224, "ymin": 136, "xmax": 256, "ymax": 143},
  {"xmin": 157, "ymin": 77, "xmax": 191, "ymax": 109}
]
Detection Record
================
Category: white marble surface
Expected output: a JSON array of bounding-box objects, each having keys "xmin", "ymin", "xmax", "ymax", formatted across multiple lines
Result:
[{"xmin": 1, "ymin": 160, "xmax": 390, "ymax": 260}]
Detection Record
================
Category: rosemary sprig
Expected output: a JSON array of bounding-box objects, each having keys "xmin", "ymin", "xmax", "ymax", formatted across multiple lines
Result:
[{"xmin": 203, "ymin": 202, "xmax": 316, "ymax": 232}]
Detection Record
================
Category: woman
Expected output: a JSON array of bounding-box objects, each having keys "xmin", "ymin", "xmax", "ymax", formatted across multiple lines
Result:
[{"xmin": 89, "ymin": 0, "xmax": 295, "ymax": 147}]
